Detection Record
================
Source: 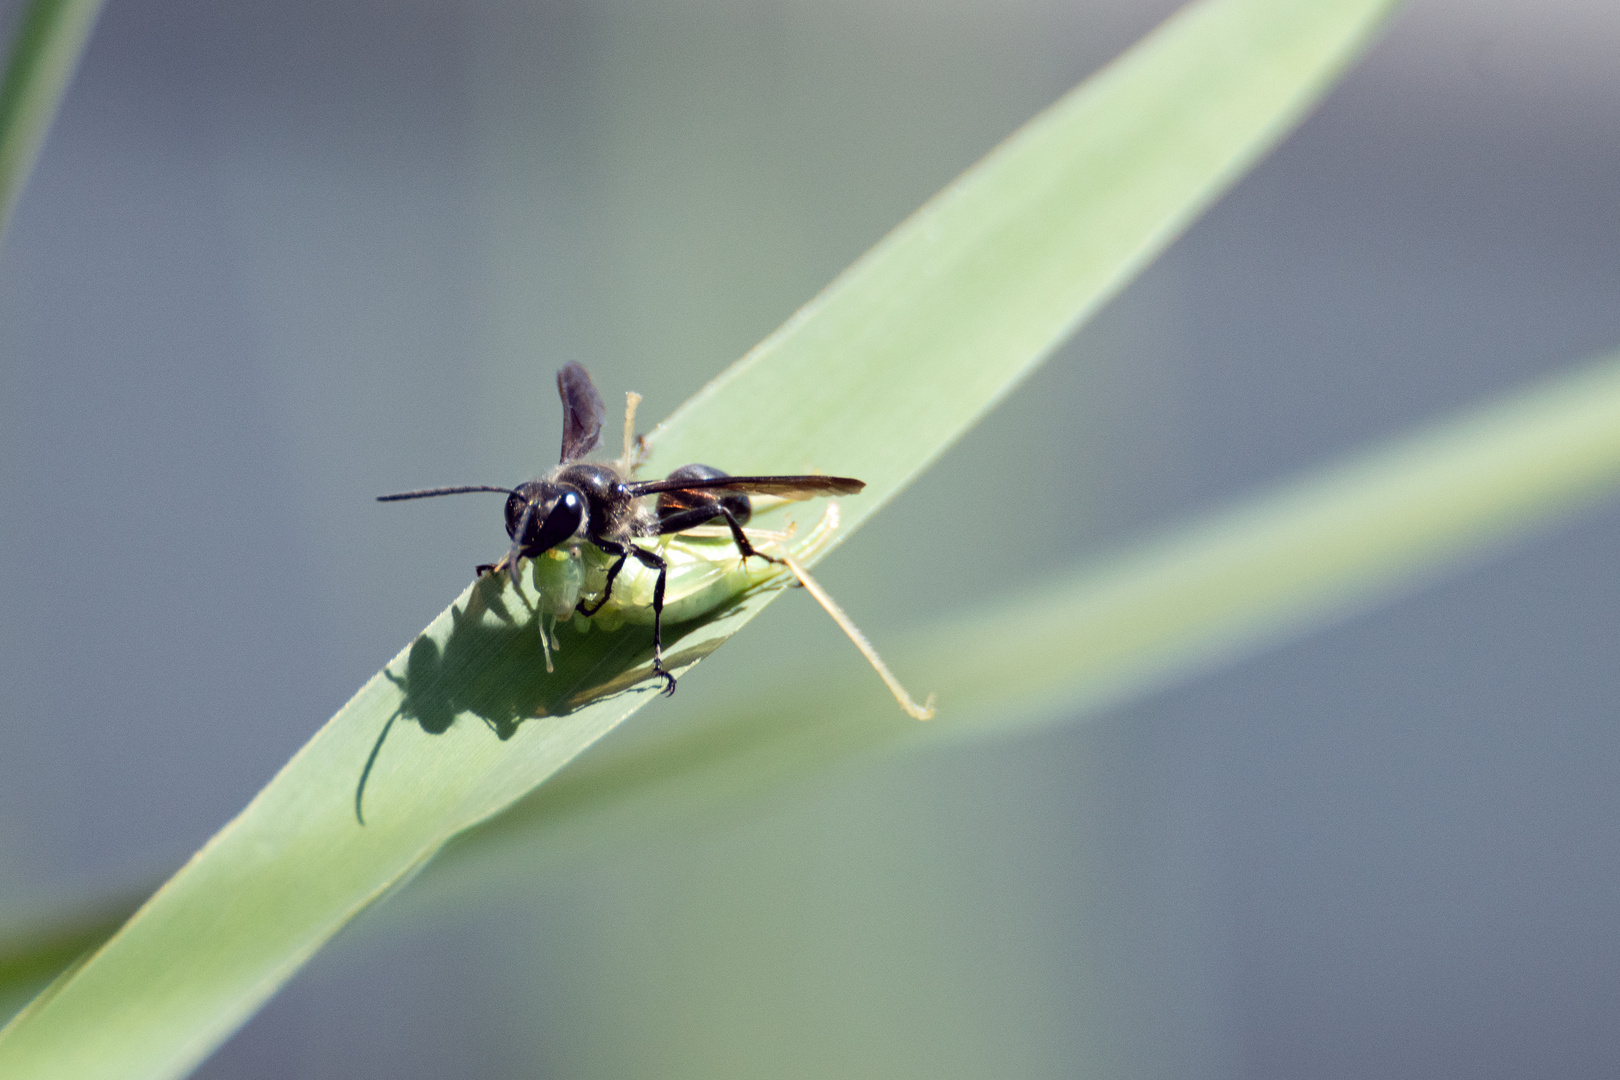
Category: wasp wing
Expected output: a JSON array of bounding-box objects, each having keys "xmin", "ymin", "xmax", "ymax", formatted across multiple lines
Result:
[
  {"xmin": 557, "ymin": 363, "xmax": 605, "ymax": 463},
  {"xmin": 623, "ymin": 474, "xmax": 865, "ymax": 501}
]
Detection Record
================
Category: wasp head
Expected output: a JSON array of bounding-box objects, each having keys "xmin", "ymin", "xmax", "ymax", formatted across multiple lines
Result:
[{"xmin": 505, "ymin": 480, "xmax": 586, "ymax": 559}]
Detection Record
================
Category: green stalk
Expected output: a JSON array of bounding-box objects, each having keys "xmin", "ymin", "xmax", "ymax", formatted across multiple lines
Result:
[{"xmin": 0, "ymin": 0, "xmax": 103, "ymax": 237}]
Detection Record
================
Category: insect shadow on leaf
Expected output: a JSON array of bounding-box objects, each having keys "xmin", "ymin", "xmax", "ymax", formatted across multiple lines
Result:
[{"xmin": 353, "ymin": 567, "xmax": 759, "ymax": 824}]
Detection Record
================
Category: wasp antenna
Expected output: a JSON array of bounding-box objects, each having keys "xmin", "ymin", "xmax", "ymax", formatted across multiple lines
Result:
[
  {"xmin": 781, "ymin": 554, "xmax": 936, "ymax": 721},
  {"xmin": 508, "ymin": 500, "xmax": 540, "ymax": 591},
  {"xmin": 378, "ymin": 485, "xmax": 515, "ymax": 502},
  {"xmin": 355, "ymin": 708, "xmax": 404, "ymax": 825}
]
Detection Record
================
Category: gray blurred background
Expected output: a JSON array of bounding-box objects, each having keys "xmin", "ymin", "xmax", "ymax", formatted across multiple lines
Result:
[{"xmin": 3, "ymin": 0, "xmax": 1620, "ymax": 1076}]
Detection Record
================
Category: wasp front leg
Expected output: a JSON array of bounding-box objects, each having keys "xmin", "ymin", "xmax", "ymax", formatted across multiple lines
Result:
[{"xmin": 576, "ymin": 544, "xmax": 630, "ymax": 617}]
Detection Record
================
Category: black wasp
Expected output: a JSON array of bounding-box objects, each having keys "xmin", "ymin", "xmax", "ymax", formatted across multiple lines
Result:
[{"xmin": 379, "ymin": 363, "xmax": 863, "ymax": 694}]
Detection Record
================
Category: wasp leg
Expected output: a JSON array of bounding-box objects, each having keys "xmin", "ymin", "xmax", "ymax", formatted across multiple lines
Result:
[
  {"xmin": 629, "ymin": 543, "xmax": 675, "ymax": 694},
  {"xmin": 657, "ymin": 506, "xmax": 783, "ymax": 566},
  {"xmin": 576, "ymin": 545, "xmax": 630, "ymax": 617},
  {"xmin": 590, "ymin": 539, "xmax": 675, "ymax": 694}
]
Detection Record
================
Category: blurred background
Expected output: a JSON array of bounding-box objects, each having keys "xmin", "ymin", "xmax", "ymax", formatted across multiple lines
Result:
[{"xmin": 3, "ymin": 0, "xmax": 1620, "ymax": 1076}]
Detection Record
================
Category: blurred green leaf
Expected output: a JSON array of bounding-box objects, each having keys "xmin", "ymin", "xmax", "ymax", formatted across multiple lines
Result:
[
  {"xmin": 0, "ymin": 894, "xmax": 148, "ymax": 1029},
  {"xmin": 431, "ymin": 346, "xmax": 1620, "ymax": 882},
  {"xmin": 0, "ymin": 0, "xmax": 1397, "ymax": 1076},
  {"xmin": 0, "ymin": 0, "xmax": 103, "ymax": 237}
]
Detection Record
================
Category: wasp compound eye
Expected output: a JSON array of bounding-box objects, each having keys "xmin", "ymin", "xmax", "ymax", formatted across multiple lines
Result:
[
  {"xmin": 526, "ymin": 489, "xmax": 584, "ymax": 555},
  {"xmin": 504, "ymin": 481, "xmax": 546, "ymax": 539}
]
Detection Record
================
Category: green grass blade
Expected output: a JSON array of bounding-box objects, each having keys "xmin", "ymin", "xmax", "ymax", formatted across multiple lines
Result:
[
  {"xmin": 0, "ymin": 0, "xmax": 1397, "ymax": 1076},
  {"xmin": 0, "ymin": 0, "xmax": 104, "ymax": 238},
  {"xmin": 435, "ymin": 348, "xmax": 1620, "ymax": 875},
  {"xmin": 643, "ymin": 0, "xmax": 1397, "ymax": 521}
]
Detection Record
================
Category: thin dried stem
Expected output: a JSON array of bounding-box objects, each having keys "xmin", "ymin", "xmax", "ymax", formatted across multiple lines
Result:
[
  {"xmin": 780, "ymin": 553, "xmax": 936, "ymax": 720},
  {"xmin": 619, "ymin": 391, "xmax": 643, "ymax": 471}
]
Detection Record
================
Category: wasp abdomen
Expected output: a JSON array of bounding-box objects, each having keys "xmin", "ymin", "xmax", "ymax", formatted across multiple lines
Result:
[{"xmin": 656, "ymin": 463, "xmax": 752, "ymax": 526}]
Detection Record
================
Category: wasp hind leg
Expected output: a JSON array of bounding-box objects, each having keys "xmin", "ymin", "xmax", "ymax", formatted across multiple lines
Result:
[{"xmin": 658, "ymin": 505, "xmax": 783, "ymax": 567}]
